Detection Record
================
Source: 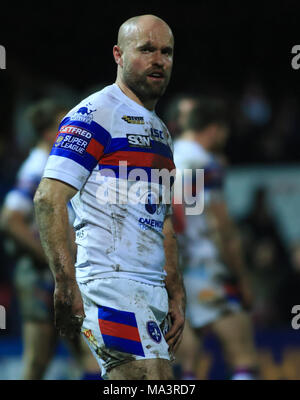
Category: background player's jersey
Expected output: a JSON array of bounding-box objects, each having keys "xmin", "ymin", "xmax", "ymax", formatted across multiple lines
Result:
[
  {"xmin": 3, "ymin": 147, "xmax": 75, "ymax": 249},
  {"xmin": 43, "ymin": 84, "xmax": 175, "ymax": 286},
  {"xmin": 4, "ymin": 148, "xmax": 48, "ymax": 218},
  {"xmin": 173, "ymin": 139, "xmax": 225, "ymax": 268}
]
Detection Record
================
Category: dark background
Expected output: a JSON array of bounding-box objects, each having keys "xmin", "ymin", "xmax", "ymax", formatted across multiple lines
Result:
[
  {"xmin": 1, "ymin": 1, "xmax": 300, "ymax": 378},
  {"xmin": 1, "ymin": 1, "xmax": 300, "ymax": 122}
]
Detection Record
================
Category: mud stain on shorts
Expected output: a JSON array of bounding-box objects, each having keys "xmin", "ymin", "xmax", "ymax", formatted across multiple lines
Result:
[
  {"xmin": 137, "ymin": 242, "xmax": 149, "ymax": 255},
  {"xmin": 100, "ymin": 346, "xmax": 136, "ymax": 372}
]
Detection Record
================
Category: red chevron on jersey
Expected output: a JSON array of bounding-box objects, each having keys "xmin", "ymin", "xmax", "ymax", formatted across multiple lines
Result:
[{"xmin": 99, "ymin": 150, "xmax": 175, "ymax": 171}]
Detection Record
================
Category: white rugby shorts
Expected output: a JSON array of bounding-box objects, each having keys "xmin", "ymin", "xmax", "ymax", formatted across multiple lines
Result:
[
  {"xmin": 78, "ymin": 277, "xmax": 172, "ymax": 379},
  {"xmin": 184, "ymin": 261, "xmax": 242, "ymax": 329}
]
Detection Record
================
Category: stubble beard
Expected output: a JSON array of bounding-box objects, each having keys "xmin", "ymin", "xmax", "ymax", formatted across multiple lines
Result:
[{"xmin": 122, "ymin": 66, "xmax": 170, "ymax": 104}]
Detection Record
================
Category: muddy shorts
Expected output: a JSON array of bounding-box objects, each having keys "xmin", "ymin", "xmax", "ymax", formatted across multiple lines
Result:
[
  {"xmin": 184, "ymin": 260, "xmax": 242, "ymax": 329},
  {"xmin": 14, "ymin": 256, "xmax": 54, "ymax": 322},
  {"xmin": 78, "ymin": 277, "xmax": 172, "ymax": 379}
]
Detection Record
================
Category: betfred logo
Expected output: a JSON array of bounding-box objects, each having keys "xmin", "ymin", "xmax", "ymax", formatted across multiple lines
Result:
[
  {"xmin": 54, "ymin": 125, "xmax": 93, "ymax": 155},
  {"xmin": 60, "ymin": 125, "xmax": 92, "ymax": 139}
]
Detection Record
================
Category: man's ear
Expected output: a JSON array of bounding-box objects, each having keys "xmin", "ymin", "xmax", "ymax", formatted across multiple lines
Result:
[{"xmin": 113, "ymin": 45, "xmax": 123, "ymax": 67}]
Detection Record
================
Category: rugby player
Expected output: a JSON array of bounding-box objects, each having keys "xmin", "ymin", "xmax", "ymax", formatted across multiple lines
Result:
[
  {"xmin": 34, "ymin": 15, "xmax": 185, "ymax": 380},
  {"xmin": 1, "ymin": 100, "xmax": 100, "ymax": 379},
  {"xmin": 173, "ymin": 99, "xmax": 259, "ymax": 380},
  {"xmin": 164, "ymin": 93, "xmax": 199, "ymax": 139}
]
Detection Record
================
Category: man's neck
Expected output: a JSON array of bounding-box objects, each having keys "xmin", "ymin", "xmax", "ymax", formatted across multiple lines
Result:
[{"xmin": 115, "ymin": 77, "xmax": 157, "ymax": 111}]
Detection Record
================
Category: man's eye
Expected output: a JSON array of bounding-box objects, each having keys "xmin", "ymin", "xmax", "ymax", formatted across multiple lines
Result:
[{"xmin": 141, "ymin": 48, "xmax": 154, "ymax": 53}]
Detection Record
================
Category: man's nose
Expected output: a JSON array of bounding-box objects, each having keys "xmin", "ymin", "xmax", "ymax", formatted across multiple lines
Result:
[{"xmin": 151, "ymin": 51, "xmax": 164, "ymax": 67}]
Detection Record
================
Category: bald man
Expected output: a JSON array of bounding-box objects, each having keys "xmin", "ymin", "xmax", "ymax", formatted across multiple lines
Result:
[{"xmin": 34, "ymin": 15, "xmax": 185, "ymax": 380}]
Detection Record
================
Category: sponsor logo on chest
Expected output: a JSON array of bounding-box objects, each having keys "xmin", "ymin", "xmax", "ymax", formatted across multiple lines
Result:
[
  {"xmin": 126, "ymin": 128, "xmax": 168, "ymax": 147},
  {"xmin": 127, "ymin": 133, "xmax": 151, "ymax": 148}
]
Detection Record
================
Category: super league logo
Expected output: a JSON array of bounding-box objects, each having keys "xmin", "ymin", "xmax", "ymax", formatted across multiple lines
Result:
[{"xmin": 0, "ymin": 46, "xmax": 6, "ymax": 70}]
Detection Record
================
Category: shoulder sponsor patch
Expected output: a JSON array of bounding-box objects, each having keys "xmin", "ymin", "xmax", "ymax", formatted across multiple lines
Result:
[{"xmin": 54, "ymin": 125, "xmax": 93, "ymax": 156}]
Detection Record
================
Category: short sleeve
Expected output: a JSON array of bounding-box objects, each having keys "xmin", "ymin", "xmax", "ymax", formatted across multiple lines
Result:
[
  {"xmin": 43, "ymin": 113, "xmax": 111, "ymax": 191},
  {"xmin": 4, "ymin": 171, "xmax": 41, "ymax": 216}
]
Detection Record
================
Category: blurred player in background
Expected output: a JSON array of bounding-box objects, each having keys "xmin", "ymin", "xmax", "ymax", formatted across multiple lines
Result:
[
  {"xmin": 164, "ymin": 93, "xmax": 199, "ymax": 139},
  {"xmin": 0, "ymin": 99, "xmax": 100, "ymax": 380},
  {"xmin": 173, "ymin": 98, "xmax": 259, "ymax": 380}
]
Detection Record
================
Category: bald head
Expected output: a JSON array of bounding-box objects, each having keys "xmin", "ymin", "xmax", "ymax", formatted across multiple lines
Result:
[
  {"xmin": 114, "ymin": 14, "xmax": 174, "ymax": 110},
  {"xmin": 117, "ymin": 14, "xmax": 173, "ymax": 50}
]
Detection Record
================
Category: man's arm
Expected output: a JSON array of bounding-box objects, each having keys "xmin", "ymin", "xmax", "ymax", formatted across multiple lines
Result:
[
  {"xmin": 34, "ymin": 177, "xmax": 83, "ymax": 337},
  {"xmin": 0, "ymin": 208, "xmax": 46, "ymax": 264},
  {"xmin": 208, "ymin": 200, "xmax": 253, "ymax": 307},
  {"xmin": 163, "ymin": 215, "xmax": 186, "ymax": 353}
]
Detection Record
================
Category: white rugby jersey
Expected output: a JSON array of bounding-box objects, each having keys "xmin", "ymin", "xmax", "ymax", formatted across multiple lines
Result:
[
  {"xmin": 43, "ymin": 84, "xmax": 175, "ymax": 286},
  {"xmin": 173, "ymin": 139, "xmax": 225, "ymax": 268}
]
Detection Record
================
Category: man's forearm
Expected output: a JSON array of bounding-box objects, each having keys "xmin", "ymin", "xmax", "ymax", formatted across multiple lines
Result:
[
  {"xmin": 218, "ymin": 220, "xmax": 248, "ymax": 279},
  {"xmin": 1, "ymin": 209, "xmax": 46, "ymax": 263},
  {"xmin": 34, "ymin": 189, "xmax": 75, "ymax": 283},
  {"xmin": 163, "ymin": 220, "xmax": 186, "ymax": 304},
  {"xmin": 208, "ymin": 201, "xmax": 248, "ymax": 279}
]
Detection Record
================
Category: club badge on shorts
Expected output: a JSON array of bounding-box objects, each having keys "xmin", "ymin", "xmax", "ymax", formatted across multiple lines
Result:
[{"xmin": 146, "ymin": 321, "xmax": 162, "ymax": 343}]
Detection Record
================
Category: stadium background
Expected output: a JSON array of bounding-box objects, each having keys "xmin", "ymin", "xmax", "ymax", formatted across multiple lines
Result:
[{"xmin": 1, "ymin": 1, "xmax": 300, "ymax": 379}]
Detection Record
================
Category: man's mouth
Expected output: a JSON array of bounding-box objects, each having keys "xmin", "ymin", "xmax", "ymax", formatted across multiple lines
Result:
[{"xmin": 147, "ymin": 72, "xmax": 165, "ymax": 81}]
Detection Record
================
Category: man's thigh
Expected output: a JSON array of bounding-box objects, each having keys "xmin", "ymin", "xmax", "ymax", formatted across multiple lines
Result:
[
  {"xmin": 79, "ymin": 278, "xmax": 172, "ymax": 379},
  {"xmin": 22, "ymin": 321, "xmax": 57, "ymax": 379},
  {"xmin": 211, "ymin": 310, "xmax": 257, "ymax": 364},
  {"xmin": 184, "ymin": 267, "xmax": 242, "ymax": 329}
]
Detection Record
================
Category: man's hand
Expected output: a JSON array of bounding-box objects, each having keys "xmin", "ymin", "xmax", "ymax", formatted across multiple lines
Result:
[
  {"xmin": 238, "ymin": 275, "xmax": 254, "ymax": 310},
  {"xmin": 163, "ymin": 215, "xmax": 186, "ymax": 354},
  {"xmin": 54, "ymin": 278, "xmax": 85, "ymax": 339},
  {"xmin": 34, "ymin": 178, "xmax": 81, "ymax": 338},
  {"xmin": 165, "ymin": 297, "xmax": 185, "ymax": 354},
  {"xmin": 0, "ymin": 208, "xmax": 48, "ymax": 266}
]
